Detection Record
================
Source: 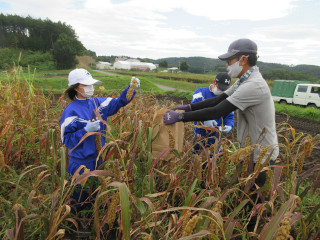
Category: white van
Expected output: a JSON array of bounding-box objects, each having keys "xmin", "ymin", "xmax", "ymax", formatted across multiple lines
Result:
[
  {"xmin": 293, "ymin": 84, "xmax": 320, "ymax": 108},
  {"xmin": 272, "ymin": 81, "xmax": 320, "ymax": 108}
]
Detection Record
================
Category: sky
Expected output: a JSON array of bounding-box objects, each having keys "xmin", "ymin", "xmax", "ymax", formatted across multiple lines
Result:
[{"xmin": 1, "ymin": 0, "xmax": 320, "ymax": 66}]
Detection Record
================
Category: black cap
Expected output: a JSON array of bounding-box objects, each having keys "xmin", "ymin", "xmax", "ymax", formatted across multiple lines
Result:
[
  {"xmin": 215, "ymin": 72, "xmax": 231, "ymax": 91},
  {"xmin": 218, "ymin": 38, "xmax": 257, "ymax": 60}
]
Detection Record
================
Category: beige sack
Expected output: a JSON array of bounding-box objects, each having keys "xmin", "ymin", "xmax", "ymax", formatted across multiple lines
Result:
[{"xmin": 151, "ymin": 108, "xmax": 184, "ymax": 160}]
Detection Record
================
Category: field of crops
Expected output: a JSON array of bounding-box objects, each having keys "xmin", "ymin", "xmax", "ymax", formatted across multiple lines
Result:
[
  {"xmin": 20, "ymin": 69, "xmax": 320, "ymax": 122},
  {"xmin": 1, "ymin": 67, "xmax": 320, "ymax": 239}
]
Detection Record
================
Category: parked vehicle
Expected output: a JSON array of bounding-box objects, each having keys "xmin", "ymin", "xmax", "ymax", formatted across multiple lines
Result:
[{"xmin": 272, "ymin": 80, "xmax": 320, "ymax": 108}]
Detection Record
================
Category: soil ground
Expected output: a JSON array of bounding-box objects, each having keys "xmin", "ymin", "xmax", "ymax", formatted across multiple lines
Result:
[{"xmin": 275, "ymin": 113, "xmax": 320, "ymax": 166}]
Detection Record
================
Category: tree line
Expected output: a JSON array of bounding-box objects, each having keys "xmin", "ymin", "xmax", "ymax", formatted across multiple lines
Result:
[
  {"xmin": 154, "ymin": 57, "xmax": 320, "ymax": 82},
  {"xmin": 0, "ymin": 14, "xmax": 88, "ymax": 69}
]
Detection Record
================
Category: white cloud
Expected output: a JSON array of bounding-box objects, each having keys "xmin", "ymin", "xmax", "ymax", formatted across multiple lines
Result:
[
  {"xmin": 249, "ymin": 24, "xmax": 320, "ymax": 65},
  {"xmin": 178, "ymin": 0, "xmax": 298, "ymax": 21},
  {"xmin": 2, "ymin": 0, "xmax": 320, "ymax": 65}
]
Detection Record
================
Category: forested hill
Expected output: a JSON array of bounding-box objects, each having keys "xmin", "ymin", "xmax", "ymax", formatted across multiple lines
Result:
[
  {"xmin": 153, "ymin": 57, "xmax": 320, "ymax": 81},
  {"xmin": 0, "ymin": 14, "xmax": 88, "ymax": 69}
]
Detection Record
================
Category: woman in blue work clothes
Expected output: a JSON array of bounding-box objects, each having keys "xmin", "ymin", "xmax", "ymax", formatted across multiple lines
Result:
[
  {"xmin": 60, "ymin": 68, "xmax": 139, "ymax": 235},
  {"xmin": 191, "ymin": 72, "xmax": 234, "ymax": 153}
]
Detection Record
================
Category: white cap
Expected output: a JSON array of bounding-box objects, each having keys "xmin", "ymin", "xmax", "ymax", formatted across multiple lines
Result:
[{"xmin": 68, "ymin": 68, "xmax": 101, "ymax": 86}]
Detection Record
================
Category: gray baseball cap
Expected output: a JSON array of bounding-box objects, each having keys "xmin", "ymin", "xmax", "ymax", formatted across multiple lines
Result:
[{"xmin": 218, "ymin": 38, "xmax": 257, "ymax": 60}]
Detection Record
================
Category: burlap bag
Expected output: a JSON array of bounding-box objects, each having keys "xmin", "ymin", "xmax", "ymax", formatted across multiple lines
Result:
[{"xmin": 151, "ymin": 108, "xmax": 184, "ymax": 160}]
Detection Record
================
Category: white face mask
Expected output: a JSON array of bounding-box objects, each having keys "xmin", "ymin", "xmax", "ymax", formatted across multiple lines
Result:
[
  {"xmin": 210, "ymin": 84, "xmax": 223, "ymax": 95},
  {"xmin": 227, "ymin": 57, "xmax": 244, "ymax": 78},
  {"xmin": 78, "ymin": 85, "xmax": 94, "ymax": 98}
]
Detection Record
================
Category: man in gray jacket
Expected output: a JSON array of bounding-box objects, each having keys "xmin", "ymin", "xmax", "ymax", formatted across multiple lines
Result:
[
  {"xmin": 164, "ymin": 38, "xmax": 279, "ymax": 233},
  {"xmin": 164, "ymin": 38, "xmax": 278, "ymax": 164}
]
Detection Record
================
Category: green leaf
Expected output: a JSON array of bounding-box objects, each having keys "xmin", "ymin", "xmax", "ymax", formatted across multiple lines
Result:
[
  {"xmin": 185, "ymin": 179, "xmax": 198, "ymax": 206},
  {"xmin": 260, "ymin": 194, "xmax": 298, "ymax": 240},
  {"xmin": 60, "ymin": 146, "xmax": 66, "ymax": 190},
  {"xmin": 118, "ymin": 183, "xmax": 131, "ymax": 240}
]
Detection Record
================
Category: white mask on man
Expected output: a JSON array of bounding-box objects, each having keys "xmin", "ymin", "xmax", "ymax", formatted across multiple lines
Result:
[
  {"xmin": 210, "ymin": 84, "xmax": 223, "ymax": 95},
  {"xmin": 78, "ymin": 85, "xmax": 94, "ymax": 98},
  {"xmin": 227, "ymin": 56, "xmax": 244, "ymax": 78}
]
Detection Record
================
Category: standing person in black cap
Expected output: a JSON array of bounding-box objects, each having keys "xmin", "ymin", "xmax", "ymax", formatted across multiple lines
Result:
[
  {"xmin": 191, "ymin": 72, "xmax": 234, "ymax": 153},
  {"xmin": 164, "ymin": 38, "xmax": 279, "ymax": 232}
]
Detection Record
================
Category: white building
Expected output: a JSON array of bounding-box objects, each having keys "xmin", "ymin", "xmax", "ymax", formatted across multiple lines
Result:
[
  {"xmin": 125, "ymin": 58, "xmax": 140, "ymax": 62},
  {"xmin": 168, "ymin": 67, "xmax": 179, "ymax": 73},
  {"xmin": 96, "ymin": 61, "xmax": 112, "ymax": 70},
  {"xmin": 113, "ymin": 60, "xmax": 157, "ymax": 71},
  {"xmin": 113, "ymin": 61, "xmax": 132, "ymax": 70}
]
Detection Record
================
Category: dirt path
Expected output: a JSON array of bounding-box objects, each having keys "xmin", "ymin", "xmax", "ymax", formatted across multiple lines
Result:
[
  {"xmin": 154, "ymin": 83, "xmax": 187, "ymax": 92},
  {"xmin": 93, "ymin": 70, "xmax": 119, "ymax": 76},
  {"xmin": 154, "ymin": 83, "xmax": 176, "ymax": 91}
]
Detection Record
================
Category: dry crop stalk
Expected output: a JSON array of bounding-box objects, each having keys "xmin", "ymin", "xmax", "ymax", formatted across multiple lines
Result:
[
  {"xmin": 12, "ymin": 203, "xmax": 27, "ymax": 219},
  {"xmin": 99, "ymin": 177, "xmax": 107, "ymax": 190},
  {"xmin": 282, "ymin": 163, "xmax": 289, "ymax": 178},
  {"xmin": 0, "ymin": 150, "xmax": 5, "ymax": 169},
  {"xmin": 80, "ymin": 167, "xmax": 91, "ymax": 186},
  {"xmin": 214, "ymin": 163, "xmax": 220, "ymax": 186},
  {"xmin": 245, "ymin": 135, "xmax": 251, "ymax": 147},
  {"xmin": 182, "ymin": 211, "xmax": 191, "ymax": 233},
  {"xmin": 30, "ymin": 129, "xmax": 35, "ymax": 145},
  {"xmin": 193, "ymin": 155, "xmax": 202, "ymax": 181},
  {"xmin": 209, "ymin": 201, "xmax": 223, "ymax": 237},
  {"xmin": 166, "ymin": 127, "xmax": 175, "ymax": 148},
  {"xmin": 98, "ymin": 177, "xmax": 109, "ymax": 205},
  {"xmin": 241, "ymin": 153, "xmax": 250, "ymax": 179},
  {"xmin": 95, "ymin": 135, "xmax": 102, "ymax": 153},
  {"xmin": 214, "ymin": 201, "xmax": 223, "ymax": 214},
  {"xmin": 228, "ymin": 151, "xmax": 239, "ymax": 164},
  {"xmin": 229, "ymin": 146, "xmax": 252, "ymax": 164},
  {"xmin": 219, "ymin": 143, "xmax": 230, "ymax": 177},
  {"xmin": 276, "ymin": 217, "xmax": 291, "ymax": 240},
  {"xmin": 262, "ymin": 169, "xmax": 272, "ymax": 198},
  {"xmin": 126, "ymin": 77, "xmax": 137, "ymax": 101},
  {"xmin": 254, "ymin": 146, "xmax": 271, "ymax": 173},
  {"xmin": 297, "ymin": 152, "xmax": 305, "ymax": 174},
  {"xmin": 113, "ymin": 161, "xmax": 122, "ymax": 182},
  {"xmin": 107, "ymin": 192, "xmax": 120, "ymax": 228},
  {"xmin": 182, "ymin": 215, "xmax": 200, "ymax": 237}
]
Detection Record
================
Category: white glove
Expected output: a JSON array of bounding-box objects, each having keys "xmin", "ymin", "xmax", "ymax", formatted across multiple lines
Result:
[
  {"xmin": 84, "ymin": 120, "xmax": 101, "ymax": 132},
  {"xmin": 219, "ymin": 125, "xmax": 232, "ymax": 133},
  {"xmin": 203, "ymin": 120, "xmax": 218, "ymax": 127},
  {"xmin": 131, "ymin": 77, "xmax": 140, "ymax": 88}
]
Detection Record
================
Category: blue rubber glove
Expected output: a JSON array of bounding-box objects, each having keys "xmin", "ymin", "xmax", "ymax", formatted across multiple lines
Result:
[
  {"xmin": 163, "ymin": 110, "xmax": 181, "ymax": 125},
  {"xmin": 130, "ymin": 77, "xmax": 140, "ymax": 88},
  {"xmin": 172, "ymin": 104, "xmax": 191, "ymax": 112},
  {"xmin": 84, "ymin": 120, "xmax": 101, "ymax": 132},
  {"xmin": 203, "ymin": 120, "xmax": 218, "ymax": 127},
  {"xmin": 219, "ymin": 125, "xmax": 232, "ymax": 133}
]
